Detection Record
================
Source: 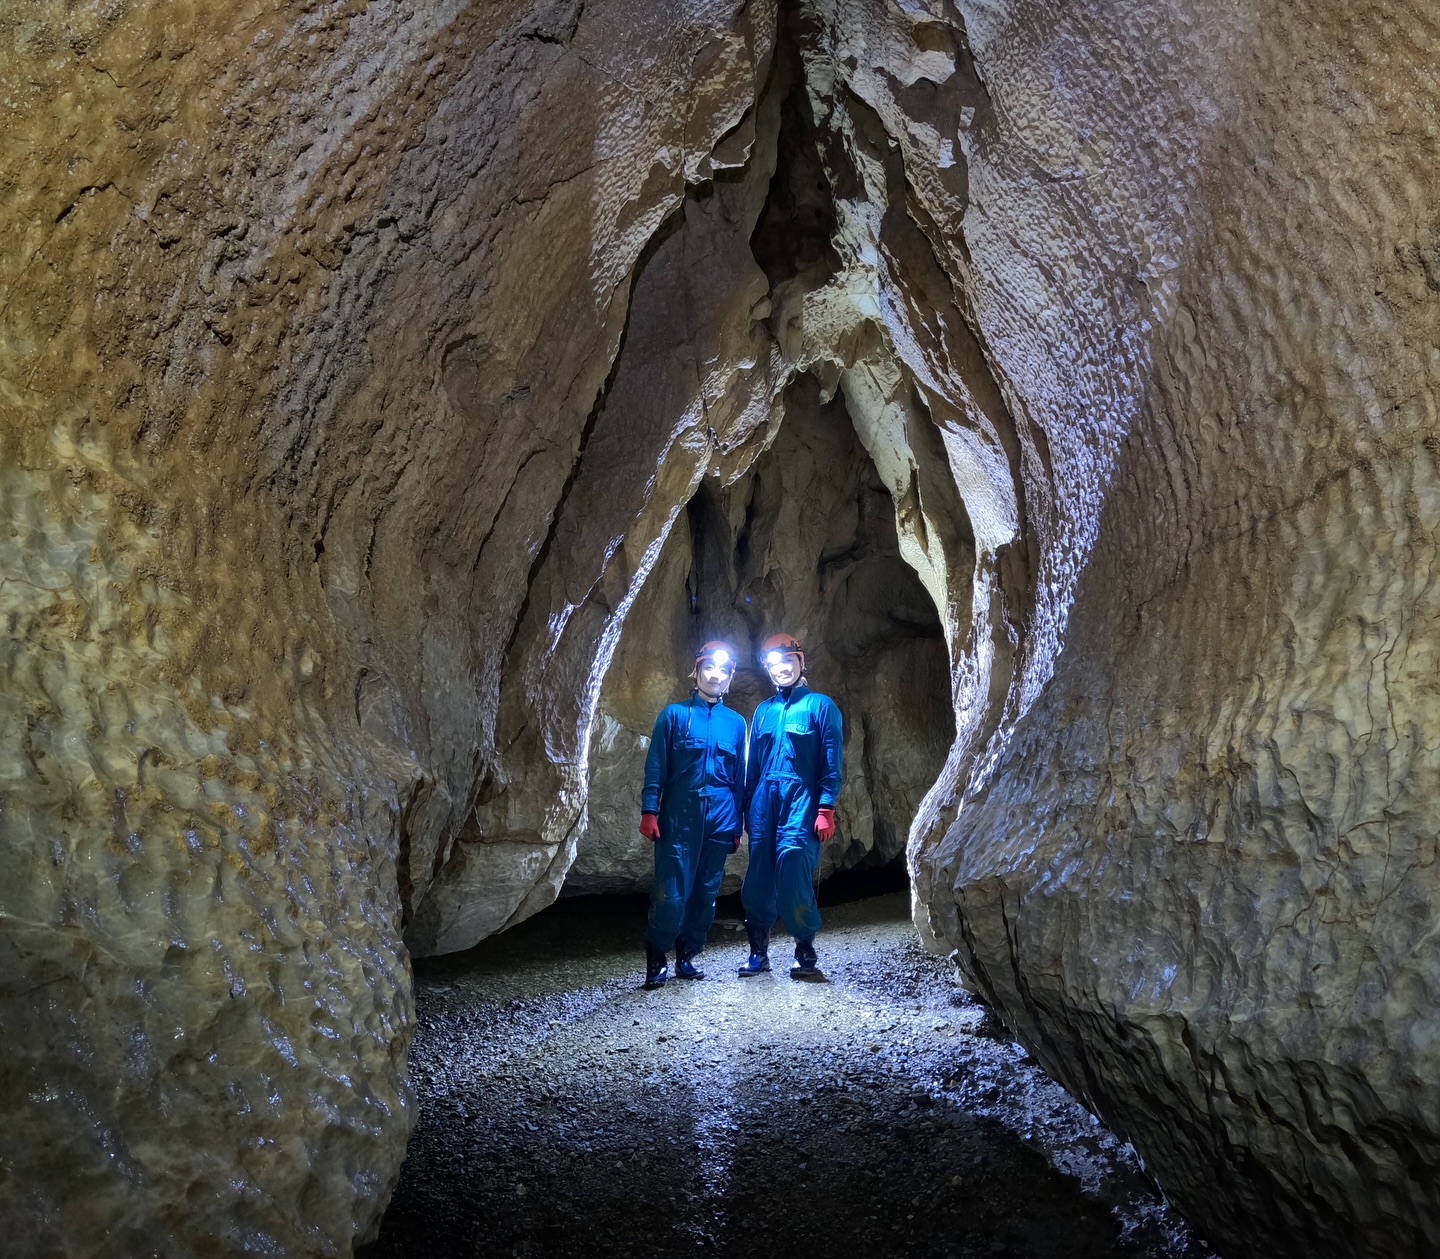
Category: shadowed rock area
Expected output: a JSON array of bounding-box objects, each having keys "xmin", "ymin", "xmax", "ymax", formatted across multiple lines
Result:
[{"xmin": 4, "ymin": 0, "xmax": 1440, "ymax": 1254}]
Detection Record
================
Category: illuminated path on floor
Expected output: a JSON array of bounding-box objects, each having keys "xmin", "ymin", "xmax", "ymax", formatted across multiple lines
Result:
[{"xmin": 361, "ymin": 894, "xmax": 1210, "ymax": 1259}]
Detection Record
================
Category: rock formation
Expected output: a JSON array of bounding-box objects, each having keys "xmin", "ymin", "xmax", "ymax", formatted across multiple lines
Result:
[
  {"xmin": 821, "ymin": 2, "xmax": 1440, "ymax": 1256},
  {"xmin": 2, "ymin": 1, "xmax": 786, "ymax": 1252},
  {"xmin": 5, "ymin": 0, "xmax": 1440, "ymax": 1254}
]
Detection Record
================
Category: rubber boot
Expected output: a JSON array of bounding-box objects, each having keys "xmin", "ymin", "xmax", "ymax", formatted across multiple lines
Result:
[
  {"xmin": 737, "ymin": 922, "xmax": 771, "ymax": 976},
  {"xmin": 674, "ymin": 953, "xmax": 705, "ymax": 980},
  {"xmin": 644, "ymin": 946, "xmax": 669, "ymax": 989},
  {"xmin": 791, "ymin": 937, "xmax": 820, "ymax": 979}
]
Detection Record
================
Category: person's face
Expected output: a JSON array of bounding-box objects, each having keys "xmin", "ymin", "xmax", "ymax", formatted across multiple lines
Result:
[
  {"xmin": 695, "ymin": 659, "xmax": 735, "ymax": 698},
  {"xmin": 764, "ymin": 651, "xmax": 802, "ymax": 688}
]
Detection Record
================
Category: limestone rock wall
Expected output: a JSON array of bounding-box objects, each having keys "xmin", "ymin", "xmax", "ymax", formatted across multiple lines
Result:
[
  {"xmin": 570, "ymin": 377, "xmax": 954, "ymax": 896},
  {"xmin": 1, "ymin": 1, "xmax": 784, "ymax": 1253},
  {"xmin": 797, "ymin": 0, "xmax": 1440, "ymax": 1255},
  {"xmin": 9, "ymin": 0, "xmax": 1440, "ymax": 1252}
]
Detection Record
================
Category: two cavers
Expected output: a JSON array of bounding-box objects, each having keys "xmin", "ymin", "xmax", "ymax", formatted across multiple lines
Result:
[{"xmin": 639, "ymin": 635, "xmax": 843, "ymax": 988}]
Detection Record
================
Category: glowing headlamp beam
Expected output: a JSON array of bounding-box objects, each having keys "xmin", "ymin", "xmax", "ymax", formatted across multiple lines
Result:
[
  {"xmin": 764, "ymin": 650, "xmax": 783, "ymax": 666},
  {"xmin": 711, "ymin": 649, "xmax": 731, "ymax": 667}
]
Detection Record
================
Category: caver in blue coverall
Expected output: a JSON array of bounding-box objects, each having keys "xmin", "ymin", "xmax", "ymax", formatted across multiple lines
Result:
[
  {"xmin": 742, "ymin": 684, "xmax": 843, "ymax": 944},
  {"xmin": 642, "ymin": 693, "xmax": 747, "ymax": 959}
]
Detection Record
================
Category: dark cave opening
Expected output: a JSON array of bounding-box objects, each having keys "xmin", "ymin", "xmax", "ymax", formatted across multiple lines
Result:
[
  {"xmin": 748, "ymin": 7, "xmax": 843, "ymax": 295},
  {"xmin": 714, "ymin": 849, "xmax": 911, "ymax": 921},
  {"xmin": 569, "ymin": 373, "xmax": 955, "ymax": 899}
]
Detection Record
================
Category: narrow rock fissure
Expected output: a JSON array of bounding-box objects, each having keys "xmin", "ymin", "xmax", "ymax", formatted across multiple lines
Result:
[{"xmin": 749, "ymin": 13, "xmax": 843, "ymax": 296}]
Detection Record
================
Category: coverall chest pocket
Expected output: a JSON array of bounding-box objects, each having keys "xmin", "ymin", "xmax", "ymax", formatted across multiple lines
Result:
[
  {"xmin": 783, "ymin": 712, "xmax": 816, "ymax": 750},
  {"xmin": 674, "ymin": 735, "xmax": 708, "ymax": 777},
  {"xmin": 712, "ymin": 737, "xmax": 739, "ymax": 786}
]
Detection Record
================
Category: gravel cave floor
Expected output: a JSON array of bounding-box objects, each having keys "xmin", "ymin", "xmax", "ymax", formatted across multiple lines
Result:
[{"xmin": 360, "ymin": 891, "xmax": 1213, "ymax": 1259}]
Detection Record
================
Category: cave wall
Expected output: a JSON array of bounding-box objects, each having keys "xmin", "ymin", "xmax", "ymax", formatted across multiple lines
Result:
[
  {"xmin": 570, "ymin": 377, "xmax": 953, "ymax": 896},
  {"xmin": 1, "ymin": 1, "xmax": 785, "ymax": 1253},
  {"xmin": 8, "ymin": 0, "xmax": 1440, "ymax": 1253},
  {"xmin": 811, "ymin": 1, "xmax": 1440, "ymax": 1256},
  {"xmin": 684, "ymin": 0, "xmax": 1440, "ymax": 1253}
]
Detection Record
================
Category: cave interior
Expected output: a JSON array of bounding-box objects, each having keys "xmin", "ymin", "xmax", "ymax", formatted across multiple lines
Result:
[{"xmin": 3, "ymin": 0, "xmax": 1438, "ymax": 1256}]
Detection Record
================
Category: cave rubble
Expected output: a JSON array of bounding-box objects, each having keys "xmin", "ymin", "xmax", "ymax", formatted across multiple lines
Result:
[{"xmin": 362, "ymin": 893, "xmax": 1210, "ymax": 1259}]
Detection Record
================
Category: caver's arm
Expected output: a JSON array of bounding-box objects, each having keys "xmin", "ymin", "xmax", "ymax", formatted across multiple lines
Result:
[
  {"xmin": 816, "ymin": 697, "xmax": 843, "ymax": 807},
  {"xmin": 742, "ymin": 699, "xmax": 766, "ymax": 815},
  {"xmin": 731, "ymin": 714, "xmax": 748, "ymax": 830},
  {"xmin": 641, "ymin": 707, "xmax": 672, "ymax": 814}
]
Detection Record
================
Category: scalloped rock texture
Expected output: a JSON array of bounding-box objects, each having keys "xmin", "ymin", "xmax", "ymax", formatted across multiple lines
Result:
[
  {"xmin": 865, "ymin": 2, "xmax": 1440, "ymax": 1258},
  {"xmin": 1, "ymin": 0, "xmax": 786, "ymax": 1253},
  {"xmin": 5, "ymin": 0, "xmax": 1440, "ymax": 1254}
]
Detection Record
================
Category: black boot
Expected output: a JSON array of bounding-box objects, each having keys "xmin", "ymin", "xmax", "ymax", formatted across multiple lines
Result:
[
  {"xmin": 737, "ymin": 922, "xmax": 770, "ymax": 976},
  {"xmin": 791, "ymin": 937, "xmax": 820, "ymax": 979},
  {"xmin": 644, "ymin": 946, "xmax": 669, "ymax": 989},
  {"xmin": 674, "ymin": 953, "xmax": 705, "ymax": 979}
]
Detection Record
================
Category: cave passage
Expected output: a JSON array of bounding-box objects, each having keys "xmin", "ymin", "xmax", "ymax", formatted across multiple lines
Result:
[
  {"xmin": 573, "ymin": 374, "xmax": 956, "ymax": 899},
  {"xmin": 8, "ymin": 0, "xmax": 1437, "ymax": 1249},
  {"xmin": 571, "ymin": 0, "xmax": 959, "ymax": 905},
  {"xmin": 360, "ymin": 893, "xmax": 1209, "ymax": 1259}
]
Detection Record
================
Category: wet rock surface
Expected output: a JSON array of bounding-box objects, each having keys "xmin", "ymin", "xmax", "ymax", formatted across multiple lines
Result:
[
  {"xmin": 862, "ymin": 0, "xmax": 1440, "ymax": 1251},
  {"xmin": 362, "ymin": 893, "xmax": 1207, "ymax": 1259},
  {"xmin": 3, "ymin": 3, "xmax": 784, "ymax": 1250}
]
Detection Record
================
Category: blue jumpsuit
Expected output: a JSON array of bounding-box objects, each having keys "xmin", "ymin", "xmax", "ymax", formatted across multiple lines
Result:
[
  {"xmin": 741, "ymin": 685, "xmax": 843, "ymax": 943},
  {"xmin": 642, "ymin": 694, "xmax": 747, "ymax": 959}
]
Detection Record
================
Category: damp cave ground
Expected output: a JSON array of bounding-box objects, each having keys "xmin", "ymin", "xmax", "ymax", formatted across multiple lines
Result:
[{"xmin": 360, "ymin": 889, "xmax": 1213, "ymax": 1259}]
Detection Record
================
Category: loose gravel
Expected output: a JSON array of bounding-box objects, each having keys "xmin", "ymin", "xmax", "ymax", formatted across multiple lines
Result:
[{"xmin": 360, "ymin": 893, "xmax": 1212, "ymax": 1259}]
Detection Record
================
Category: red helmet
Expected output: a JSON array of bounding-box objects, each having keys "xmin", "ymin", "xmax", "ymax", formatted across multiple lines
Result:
[
  {"xmin": 694, "ymin": 640, "xmax": 738, "ymax": 671},
  {"xmin": 759, "ymin": 632, "xmax": 804, "ymax": 670}
]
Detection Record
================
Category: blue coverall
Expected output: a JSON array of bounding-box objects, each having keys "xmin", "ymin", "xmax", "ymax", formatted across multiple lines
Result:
[
  {"xmin": 642, "ymin": 694, "xmax": 747, "ymax": 959},
  {"xmin": 741, "ymin": 685, "xmax": 843, "ymax": 943}
]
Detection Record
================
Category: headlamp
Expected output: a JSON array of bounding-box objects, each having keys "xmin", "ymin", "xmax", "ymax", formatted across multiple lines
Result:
[
  {"xmin": 765, "ymin": 650, "xmax": 783, "ymax": 666},
  {"xmin": 694, "ymin": 641, "xmax": 738, "ymax": 675}
]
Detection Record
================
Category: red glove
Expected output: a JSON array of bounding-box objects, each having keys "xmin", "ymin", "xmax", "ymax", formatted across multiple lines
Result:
[
  {"xmin": 729, "ymin": 833, "xmax": 742, "ymax": 854},
  {"xmin": 639, "ymin": 812, "xmax": 661, "ymax": 842},
  {"xmin": 814, "ymin": 806, "xmax": 836, "ymax": 842}
]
